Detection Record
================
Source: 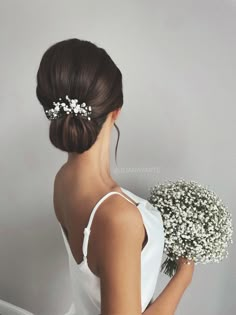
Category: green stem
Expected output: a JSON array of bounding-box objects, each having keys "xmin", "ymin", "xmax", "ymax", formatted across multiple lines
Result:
[{"xmin": 160, "ymin": 257, "xmax": 178, "ymax": 277}]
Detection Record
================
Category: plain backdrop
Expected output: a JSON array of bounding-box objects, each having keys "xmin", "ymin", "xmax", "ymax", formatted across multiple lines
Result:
[{"xmin": 0, "ymin": 0, "xmax": 235, "ymax": 314}]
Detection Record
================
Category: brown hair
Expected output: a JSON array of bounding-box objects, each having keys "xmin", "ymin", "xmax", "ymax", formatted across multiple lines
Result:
[{"xmin": 36, "ymin": 38, "xmax": 123, "ymax": 164}]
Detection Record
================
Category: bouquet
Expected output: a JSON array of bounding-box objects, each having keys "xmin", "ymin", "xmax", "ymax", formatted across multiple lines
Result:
[{"xmin": 148, "ymin": 179, "xmax": 234, "ymax": 277}]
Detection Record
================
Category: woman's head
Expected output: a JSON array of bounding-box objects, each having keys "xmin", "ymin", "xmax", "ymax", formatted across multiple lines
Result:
[{"xmin": 36, "ymin": 38, "xmax": 123, "ymax": 164}]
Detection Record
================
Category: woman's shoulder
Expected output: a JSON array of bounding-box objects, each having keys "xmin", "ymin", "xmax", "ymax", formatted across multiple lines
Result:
[
  {"xmin": 95, "ymin": 195, "xmax": 145, "ymax": 275},
  {"xmin": 94, "ymin": 192, "xmax": 143, "ymax": 228}
]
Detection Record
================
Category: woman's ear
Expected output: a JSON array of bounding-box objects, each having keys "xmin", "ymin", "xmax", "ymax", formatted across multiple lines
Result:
[{"xmin": 113, "ymin": 107, "xmax": 122, "ymax": 121}]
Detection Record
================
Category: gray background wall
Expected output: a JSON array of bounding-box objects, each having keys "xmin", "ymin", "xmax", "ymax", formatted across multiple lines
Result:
[{"xmin": 0, "ymin": 0, "xmax": 235, "ymax": 314}]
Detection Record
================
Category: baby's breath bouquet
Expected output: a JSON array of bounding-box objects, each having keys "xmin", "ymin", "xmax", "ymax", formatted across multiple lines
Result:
[{"xmin": 148, "ymin": 179, "xmax": 234, "ymax": 277}]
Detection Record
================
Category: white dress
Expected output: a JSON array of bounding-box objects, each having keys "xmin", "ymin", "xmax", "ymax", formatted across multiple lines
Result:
[{"xmin": 60, "ymin": 186, "xmax": 164, "ymax": 315}]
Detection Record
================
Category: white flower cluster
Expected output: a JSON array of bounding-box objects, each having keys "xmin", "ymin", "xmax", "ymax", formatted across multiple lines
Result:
[
  {"xmin": 148, "ymin": 179, "xmax": 234, "ymax": 276},
  {"xmin": 45, "ymin": 95, "xmax": 92, "ymax": 121}
]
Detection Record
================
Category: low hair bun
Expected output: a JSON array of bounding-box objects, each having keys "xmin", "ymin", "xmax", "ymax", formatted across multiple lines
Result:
[{"xmin": 49, "ymin": 114, "xmax": 100, "ymax": 154}]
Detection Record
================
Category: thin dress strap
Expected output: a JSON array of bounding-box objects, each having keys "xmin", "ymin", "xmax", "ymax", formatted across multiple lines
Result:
[{"xmin": 82, "ymin": 191, "xmax": 136, "ymax": 259}]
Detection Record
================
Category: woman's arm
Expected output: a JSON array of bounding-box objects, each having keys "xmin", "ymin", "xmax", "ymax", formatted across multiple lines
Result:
[
  {"xmin": 96, "ymin": 196, "xmax": 146, "ymax": 315},
  {"xmin": 143, "ymin": 259, "xmax": 194, "ymax": 315}
]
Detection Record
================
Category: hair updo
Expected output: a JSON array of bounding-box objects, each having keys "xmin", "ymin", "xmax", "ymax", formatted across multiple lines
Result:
[{"xmin": 36, "ymin": 38, "xmax": 123, "ymax": 164}]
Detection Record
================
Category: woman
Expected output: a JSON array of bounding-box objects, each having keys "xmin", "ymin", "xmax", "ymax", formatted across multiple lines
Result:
[{"xmin": 36, "ymin": 38, "xmax": 194, "ymax": 315}]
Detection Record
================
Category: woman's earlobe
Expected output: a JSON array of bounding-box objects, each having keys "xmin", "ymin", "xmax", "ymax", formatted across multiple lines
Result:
[
  {"xmin": 112, "ymin": 108, "xmax": 121, "ymax": 121},
  {"xmin": 115, "ymin": 107, "xmax": 122, "ymax": 120}
]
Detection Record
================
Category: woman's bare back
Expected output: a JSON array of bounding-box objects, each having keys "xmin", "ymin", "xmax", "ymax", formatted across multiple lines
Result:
[{"xmin": 53, "ymin": 164, "xmax": 147, "ymax": 279}]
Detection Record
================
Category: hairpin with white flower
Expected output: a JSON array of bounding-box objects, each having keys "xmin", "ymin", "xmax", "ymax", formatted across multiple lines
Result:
[{"xmin": 45, "ymin": 95, "xmax": 92, "ymax": 121}]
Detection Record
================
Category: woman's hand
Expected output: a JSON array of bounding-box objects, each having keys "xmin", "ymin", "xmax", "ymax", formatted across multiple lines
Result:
[{"xmin": 175, "ymin": 256, "xmax": 195, "ymax": 286}]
